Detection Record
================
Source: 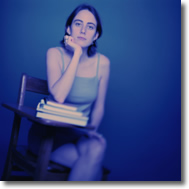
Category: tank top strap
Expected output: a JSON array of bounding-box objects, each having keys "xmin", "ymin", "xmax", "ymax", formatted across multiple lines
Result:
[
  {"xmin": 56, "ymin": 47, "xmax": 65, "ymax": 72},
  {"xmin": 96, "ymin": 53, "xmax": 100, "ymax": 77}
]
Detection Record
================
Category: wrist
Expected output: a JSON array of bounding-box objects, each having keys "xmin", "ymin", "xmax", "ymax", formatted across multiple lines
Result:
[{"xmin": 74, "ymin": 47, "xmax": 82, "ymax": 57}]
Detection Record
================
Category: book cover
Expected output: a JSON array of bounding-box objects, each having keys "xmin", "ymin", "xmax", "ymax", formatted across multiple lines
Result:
[
  {"xmin": 36, "ymin": 111, "xmax": 87, "ymax": 127},
  {"xmin": 38, "ymin": 101, "xmax": 84, "ymax": 117},
  {"xmin": 44, "ymin": 98, "xmax": 78, "ymax": 111},
  {"xmin": 37, "ymin": 103, "xmax": 88, "ymax": 121}
]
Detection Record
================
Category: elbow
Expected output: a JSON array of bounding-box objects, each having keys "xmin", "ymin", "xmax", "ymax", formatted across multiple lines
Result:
[
  {"xmin": 53, "ymin": 94, "xmax": 66, "ymax": 104},
  {"xmin": 50, "ymin": 90, "xmax": 66, "ymax": 104},
  {"xmin": 54, "ymin": 96, "xmax": 65, "ymax": 104}
]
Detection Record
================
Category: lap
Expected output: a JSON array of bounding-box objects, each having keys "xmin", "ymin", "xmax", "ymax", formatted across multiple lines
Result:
[
  {"xmin": 28, "ymin": 123, "xmax": 84, "ymax": 155},
  {"xmin": 28, "ymin": 124, "xmax": 106, "ymax": 165},
  {"xmin": 50, "ymin": 135, "xmax": 106, "ymax": 168},
  {"xmin": 28, "ymin": 124, "xmax": 106, "ymax": 168}
]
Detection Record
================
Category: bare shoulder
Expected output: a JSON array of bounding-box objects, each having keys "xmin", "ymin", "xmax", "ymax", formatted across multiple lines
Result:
[
  {"xmin": 46, "ymin": 47, "xmax": 64, "ymax": 69},
  {"xmin": 98, "ymin": 53, "xmax": 110, "ymax": 79},
  {"xmin": 46, "ymin": 47, "xmax": 64, "ymax": 71},
  {"xmin": 46, "ymin": 47, "xmax": 62, "ymax": 57},
  {"xmin": 99, "ymin": 53, "xmax": 110, "ymax": 69}
]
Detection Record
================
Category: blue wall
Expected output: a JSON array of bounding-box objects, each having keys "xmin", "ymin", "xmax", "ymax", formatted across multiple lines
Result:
[{"xmin": 0, "ymin": 0, "xmax": 181, "ymax": 181}]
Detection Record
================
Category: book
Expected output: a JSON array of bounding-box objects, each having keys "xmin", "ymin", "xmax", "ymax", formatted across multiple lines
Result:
[
  {"xmin": 37, "ymin": 103, "xmax": 88, "ymax": 121},
  {"xmin": 36, "ymin": 98, "xmax": 88, "ymax": 127},
  {"xmin": 44, "ymin": 98, "xmax": 78, "ymax": 111},
  {"xmin": 36, "ymin": 111, "xmax": 87, "ymax": 127},
  {"xmin": 38, "ymin": 99, "xmax": 83, "ymax": 117}
]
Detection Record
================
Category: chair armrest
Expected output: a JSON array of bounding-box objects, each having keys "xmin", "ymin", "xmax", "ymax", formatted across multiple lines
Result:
[{"xmin": 1, "ymin": 103, "xmax": 95, "ymax": 131}]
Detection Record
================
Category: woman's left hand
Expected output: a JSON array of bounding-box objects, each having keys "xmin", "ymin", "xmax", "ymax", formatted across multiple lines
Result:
[{"xmin": 85, "ymin": 131, "xmax": 105, "ymax": 143}]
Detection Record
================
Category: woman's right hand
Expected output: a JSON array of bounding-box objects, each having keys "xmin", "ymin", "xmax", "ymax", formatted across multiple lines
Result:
[{"xmin": 64, "ymin": 35, "xmax": 82, "ymax": 56}]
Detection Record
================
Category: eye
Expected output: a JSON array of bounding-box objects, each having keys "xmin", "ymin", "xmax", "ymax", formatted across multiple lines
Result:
[
  {"xmin": 88, "ymin": 25, "xmax": 95, "ymax": 30},
  {"xmin": 75, "ymin": 22, "xmax": 82, "ymax": 27}
]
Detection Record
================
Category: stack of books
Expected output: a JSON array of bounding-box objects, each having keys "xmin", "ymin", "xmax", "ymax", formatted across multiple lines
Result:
[{"xmin": 36, "ymin": 98, "xmax": 88, "ymax": 127}]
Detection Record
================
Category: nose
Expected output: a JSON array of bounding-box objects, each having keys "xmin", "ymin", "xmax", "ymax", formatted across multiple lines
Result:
[{"xmin": 80, "ymin": 25, "xmax": 86, "ymax": 34}]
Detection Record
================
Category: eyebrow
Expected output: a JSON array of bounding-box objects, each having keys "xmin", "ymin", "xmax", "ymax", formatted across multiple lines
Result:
[{"xmin": 73, "ymin": 19, "xmax": 96, "ymax": 27}]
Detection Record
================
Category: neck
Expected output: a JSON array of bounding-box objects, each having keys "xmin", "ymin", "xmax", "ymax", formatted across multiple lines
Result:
[
  {"xmin": 64, "ymin": 46, "xmax": 90, "ymax": 63},
  {"xmin": 79, "ymin": 47, "xmax": 89, "ymax": 63}
]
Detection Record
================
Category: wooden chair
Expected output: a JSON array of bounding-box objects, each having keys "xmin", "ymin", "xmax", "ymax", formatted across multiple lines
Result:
[{"xmin": 1, "ymin": 73, "xmax": 110, "ymax": 181}]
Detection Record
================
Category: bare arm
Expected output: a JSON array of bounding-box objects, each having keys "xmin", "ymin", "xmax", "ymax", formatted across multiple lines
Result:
[
  {"xmin": 46, "ymin": 36, "xmax": 82, "ymax": 103},
  {"xmin": 89, "ymin": 55, "xmax": 110, "ymax": 130}
]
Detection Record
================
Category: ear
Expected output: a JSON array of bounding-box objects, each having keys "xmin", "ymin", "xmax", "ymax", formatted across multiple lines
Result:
[
  {"xmin": 66, "ymin": 27, "xmax": 71, "ymax": 35},
  {"xmin": 93, "ymin": 32, "xmax": 99, "ymax": 41}
]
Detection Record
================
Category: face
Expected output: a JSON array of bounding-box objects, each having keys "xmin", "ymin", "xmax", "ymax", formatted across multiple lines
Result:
[{"xmin": 67, "ymin": 9, "xmax": 99, "ymax": 48}]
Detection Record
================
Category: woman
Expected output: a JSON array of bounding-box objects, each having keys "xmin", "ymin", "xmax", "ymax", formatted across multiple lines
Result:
[{"xmin": 28, "ymin": 4, "xmax": 110, "ymax": 181}]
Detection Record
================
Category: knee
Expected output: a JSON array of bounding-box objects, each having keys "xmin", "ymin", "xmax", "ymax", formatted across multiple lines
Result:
[
  {"xmin": 77, "ymin": 135, "xmax": 107, "ymax": 157},
  {"xmin": 86, "ymin": 137, "xmax": 107, "ymax": 163}
]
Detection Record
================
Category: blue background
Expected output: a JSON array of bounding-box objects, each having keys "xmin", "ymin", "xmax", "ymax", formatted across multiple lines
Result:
[{"xmin": 0, "ymin": 0, "xmax": 181, "ymax": 181}]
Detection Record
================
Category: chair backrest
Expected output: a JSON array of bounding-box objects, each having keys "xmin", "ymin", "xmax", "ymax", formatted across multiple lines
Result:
[{"xmin": 17, "ymin": 73, "xmax": 49, "ymax": 106}]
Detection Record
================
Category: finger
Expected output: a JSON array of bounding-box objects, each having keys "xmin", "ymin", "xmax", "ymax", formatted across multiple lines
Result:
[
  {"xmin": 84, "ymin": 131, "xmax": 94, "ymax": 138},
  {"xmin": 64, "ymin": 35, "xmax": 69, "ymax": 45},
  {"xmin": 88, "ymin": 132, "xmax": 103, "ymax": 139},
  {"xmin": 64, "ymin": 35, "xmax": 69, "ymax": 40},
  {"xmin": 70, "ymin": 37, "xmax": 74, "ymax": 42},
  {"xmin": 93, "ymin": 134, "xmax": 106, "ymax": 145}
]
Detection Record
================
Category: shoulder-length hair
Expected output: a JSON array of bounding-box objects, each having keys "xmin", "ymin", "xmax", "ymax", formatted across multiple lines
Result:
[{"xmin": 60, "ymin": 4, "xmax": 102, "ymax": 57}]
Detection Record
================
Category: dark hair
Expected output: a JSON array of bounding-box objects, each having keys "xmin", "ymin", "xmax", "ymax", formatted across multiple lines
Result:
[{"xmin": 60, "ymin": 4, "xmax": 102, "ymax": 57}]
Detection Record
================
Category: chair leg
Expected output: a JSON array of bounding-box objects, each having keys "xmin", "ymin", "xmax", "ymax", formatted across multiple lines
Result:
[
  {"xmin": 1, "ymin": 114, "xmax": 21, "ymax": 181},
  {"xmin": 34, "ymin": 126, "xmax": 55, "ymax": 181},
  {"xmin": 1, "ymin": 158, "xmax": 13, "ymax": 181}
]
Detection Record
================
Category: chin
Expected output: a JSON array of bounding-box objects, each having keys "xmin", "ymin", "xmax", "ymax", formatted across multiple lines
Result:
[
  {"xmin": 78, "ymin": 43, "xmax": 90, "ymax": 48},
  {"xmin": 75, "ymin": 39, "xmax": 90, "ymax": 46}
]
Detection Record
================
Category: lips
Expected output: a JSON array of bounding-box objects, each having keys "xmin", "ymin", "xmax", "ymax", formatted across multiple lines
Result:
[{"xmin": 77, "ymin": 36, "xmax": 86, "ymax": 41}]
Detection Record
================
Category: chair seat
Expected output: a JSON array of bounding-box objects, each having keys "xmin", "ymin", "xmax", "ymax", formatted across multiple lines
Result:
[
  {"xmin": 11, "ymin": 145, "xmax": 110, "ymax": 181},
  {"xmin": 12, "ymin": 145, "xmax": 70, "ymax": 181}
]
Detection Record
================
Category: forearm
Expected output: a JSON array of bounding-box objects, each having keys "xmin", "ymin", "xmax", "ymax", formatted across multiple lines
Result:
[
  {"xmin": 49, "ymin": 52, "xmax": 81, "ymax": 103},
  {"xmin": 89, "ymin": 107, "xmax": 104, "ymax": 131}
]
